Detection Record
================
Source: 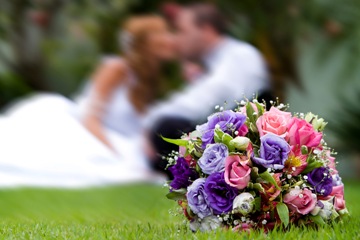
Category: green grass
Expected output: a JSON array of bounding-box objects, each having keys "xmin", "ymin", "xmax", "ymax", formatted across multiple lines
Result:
[{"xmin": 0, "ymin": 182, "xmax": 358, "ymax": 239}]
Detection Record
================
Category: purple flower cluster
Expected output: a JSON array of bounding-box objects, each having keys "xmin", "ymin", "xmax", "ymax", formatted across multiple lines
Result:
[
  {"xmin": 187, "ymin": 172, "xmax": 238, "ymax": 216},
  {"xmin": 169, "ymin": 157, "xmax": 198, "ymax": 190},
  {"xmin": 198, "ymin": 143, "xmax": 228, "ymax": 174},
  {"xmin": 204, "ymin": 172, "xmax": 238, "ymax": 215},
  {"xmin": 187, "ymin": 178, "xmax": 212, "ymax": 219},
  {"xmin": 306, "ymin": 167, "xmax": 333, "ymax": 196},
  {"xmin": 252, "ymin": 133, "xmax": 290, "ymax": 170},
  {"xmin": 197, "ymin": 110, "xmax": 246, "ymax": 148}
]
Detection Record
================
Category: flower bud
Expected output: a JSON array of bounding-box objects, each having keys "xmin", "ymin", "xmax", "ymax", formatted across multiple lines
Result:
[
  {"xmin": 305, "ymin": 112, "xmax": 327, "ymax": 132},
  {"xmin": 301, "ymin": 145, "xmax": 308, "ymax": 155},
  {"xmin": 232, "ymin": 192, "xmax": 255, "ymax": 215},
  {"xmin": 230, "ymin": 137, "xmax": 250, "ymax": 150},
  {"xmin": 311, "ymin": 200, "xmax": 335, "ymax": 220},
  {"xmin": 304, "ymin": 112, "xmax": 316, "ymax": 122}
]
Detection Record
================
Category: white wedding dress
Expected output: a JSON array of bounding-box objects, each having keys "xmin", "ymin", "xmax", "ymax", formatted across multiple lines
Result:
[{"xmin": 0, "ymin": 57, "xmax": 162, "ymax": 188}]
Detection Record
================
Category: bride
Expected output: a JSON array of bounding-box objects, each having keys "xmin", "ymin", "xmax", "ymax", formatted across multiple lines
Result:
[{"xmin": 0, "ymin": 16, "xmax": 177, "ymax": 187}]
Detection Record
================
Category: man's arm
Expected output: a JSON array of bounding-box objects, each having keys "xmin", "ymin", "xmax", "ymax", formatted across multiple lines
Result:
[{"xmin": 144, "ymin": 46, "xmax": 269, "ymax": 128}]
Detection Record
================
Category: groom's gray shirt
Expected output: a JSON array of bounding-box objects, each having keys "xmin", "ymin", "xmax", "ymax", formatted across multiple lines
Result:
[{"xmin": 144, "ymin": 37, "xmax": 270, "ymax": 127}]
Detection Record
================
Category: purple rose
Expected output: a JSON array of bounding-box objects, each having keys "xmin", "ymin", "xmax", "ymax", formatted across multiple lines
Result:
[
  {"xmin": 204, "ymin": 172, "xmax": 238, "ymax": 215},
  {"xmin": 252, "ymin": 133, "xmax": 290, "ymax": 170},
  {"xmin": 187, "ymin": 178, "xmax": 212, "ymax": 219},
  {"xmin": 197, "ymin": 110, "xmax": 246, "ymax": 148},
  {"xmin": 306, "ymin": 167, "xmax": 333, "ymax": 196},
  {"xmin": 198, "ymin": 143, "xmax": 228, "ymax": 174},
  {"xmin": 169, "ymin": 157, "xmax": 198, "ymax": 190}
]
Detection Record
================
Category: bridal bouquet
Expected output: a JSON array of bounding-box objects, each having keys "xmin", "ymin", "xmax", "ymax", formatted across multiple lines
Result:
[{"xmin": 163, "ymin": 100, "xmax": 348, "ymax": 232}]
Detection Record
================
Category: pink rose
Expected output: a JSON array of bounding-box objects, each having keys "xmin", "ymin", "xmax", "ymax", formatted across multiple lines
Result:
[
  {"xmin": 256, "ymin": 107, "xmax": 292, "ymax": 138},
  {"xmin": 224, "ymin": 155, "xmax": 251, "ymax": 190},
  {"xmin": 284, "ymin": 188, "xmax": 317, "ymax": 215},
  {"xmin": 330, "ymin": 185, "xmax": 346, "ymax": 211},
  {"xmin": 287, "ymin": 117, "xmax": 322, "ymax": 148}
]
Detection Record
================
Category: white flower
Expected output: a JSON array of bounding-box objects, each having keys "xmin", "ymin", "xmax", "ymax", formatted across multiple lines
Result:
[
  {"xmin": 311, "ymin": 199, "xmax": 337, "ymax": 220},
  {"xmin": 233, "ymin": 193, "xmax": 255, "ymax": 216},
  {"xmin": 229, "ymin": 137, "xmax": 250, "ymax": 150},
  {"xmin": 305, "ymin": 112, "xmax": 327, "ymax": 131},
  {"xmin": 190, "ymin": 216, "xmax": 221, "ymax": 232}
]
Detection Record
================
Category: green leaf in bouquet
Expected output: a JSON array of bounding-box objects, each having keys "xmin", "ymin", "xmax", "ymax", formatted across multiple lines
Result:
[
  {"xmin": 222, "ymin": 132, "xmax": 233, "ymax": 145},
  {"xmin": 276, "ymin": 202, "xmax": 289, "ymax": 227},
  {"xmin": 301, "ymin": 145, "xmax": 308, "ymax": 155},
  {"xmin": 259, "ymin": 171, "xmax": 280, "ymax": 190},
  {"xmin": 246, "ymin": 102, "xmax": 256, "ymax": 123},
  {"xmin": 254, "ymin": 101, "xmax": 264, "ymax": 116},
  {"xmin": 161, "ymin": 136, "xmax": 188, "ymax": 146},
  {"xmin": 252, "ymin": 183, "xmax": 265, "ymax": 193},
  {"xmin": 254, "ymin": 197, "xmax": 261, "ymax": 211},
  {"xmin": 214, "ymin": 128, "xmax": 225, "ymax": 143},
  {"xmin": 249, "ymin": 122, "xmax": 258, "ymax": 133},
  {"xmin": 213, "ymin": 128, "xmax": 236, "ymax": 151},
  {"xmin": 248, "ymin": 182, "xmax": 265, "ymax": 193},
  {"xmin": 308, "ymin": 215, "xmax": 326, "ymax": 226},
  {"xmin": 302, "ymin": 157, "xmax": 324, "ymax": 174},
  {"xmin": 187, "ymin": 140, "xmax": 203, "ymax": 158},
  {"xmin": 250, "ymin": 167, "xmax": 260, "ymax": 180},
  {"xmin": 166, "ymin": 188, "xmax": 187, "ymax": 201},
  {"xmin": 222, "ymin": 133, "xmax": 235, "ymax": 151}
]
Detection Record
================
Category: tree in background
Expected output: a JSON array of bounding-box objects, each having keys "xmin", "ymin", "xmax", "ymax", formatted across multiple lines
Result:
[
  {"xmin": 0, "ymin": 0, "xmax": 359, "ymax": 117},
  {"xmin": 0, "ymin": 0, "xmax": 64, "ymax": 105}
]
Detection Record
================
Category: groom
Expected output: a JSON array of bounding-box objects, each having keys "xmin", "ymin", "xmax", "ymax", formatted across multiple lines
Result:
[{"xmin": 145, "ymin": 3, "xmax": 271, "ymax": 174}]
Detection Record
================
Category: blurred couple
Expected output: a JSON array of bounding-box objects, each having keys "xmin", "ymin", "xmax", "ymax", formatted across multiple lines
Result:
[{"xmin": 0, "ymin": 3, "xmax": 270, "ymax": 187}]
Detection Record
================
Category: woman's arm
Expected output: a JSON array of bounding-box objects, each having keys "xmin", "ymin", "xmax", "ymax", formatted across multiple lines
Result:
[{"xmin": 82, "ymin": 60, "xmax": 126, "ymax": 152}]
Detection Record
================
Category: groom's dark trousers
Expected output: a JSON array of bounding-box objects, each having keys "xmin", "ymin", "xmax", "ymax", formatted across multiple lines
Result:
[{"xmin": 150, "ymin": 116, "xmax": 195, "ymax": 178}]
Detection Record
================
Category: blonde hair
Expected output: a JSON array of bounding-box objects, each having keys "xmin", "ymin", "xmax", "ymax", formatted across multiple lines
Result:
[{"xmin": 122, "ymin": 16, "xmax": 169, "ymax": 113}]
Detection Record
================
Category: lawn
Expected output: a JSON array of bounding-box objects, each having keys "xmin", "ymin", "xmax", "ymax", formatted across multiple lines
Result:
[{"xmin": 0, "ymin": 182, "xmax": 358, "ymax": 239}]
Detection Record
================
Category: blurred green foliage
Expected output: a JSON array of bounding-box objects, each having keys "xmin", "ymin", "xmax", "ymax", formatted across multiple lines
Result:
[
  {"xmin": 330, "ymin": 93, "xmax": 360, "ymax": 153},
  {"xmin": 1, "ymin": 0, "xmax": 359, "ymax": 101}
]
